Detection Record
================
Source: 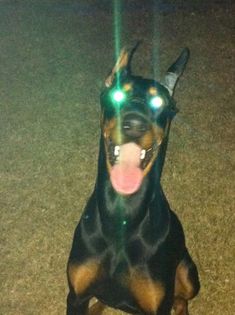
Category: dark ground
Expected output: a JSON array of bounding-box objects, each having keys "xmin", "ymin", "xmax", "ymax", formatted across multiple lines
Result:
[{"xmin": 0, "ymin": 1, "xmax": 234, "ymax": 314}]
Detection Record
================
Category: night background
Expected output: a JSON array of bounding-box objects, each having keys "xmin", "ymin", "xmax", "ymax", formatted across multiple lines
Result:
[{"xmin": 0, "ymin": 1, "xmax": 234, "ymax": 314}]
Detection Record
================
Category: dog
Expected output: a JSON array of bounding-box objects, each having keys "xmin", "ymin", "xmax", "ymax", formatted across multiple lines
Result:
[{"xmin": 66, "ymin": 43, "xmax": 200, "ymax": 315}]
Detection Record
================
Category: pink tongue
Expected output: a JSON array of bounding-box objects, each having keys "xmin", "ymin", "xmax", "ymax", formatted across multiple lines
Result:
[{"xmin": 110, "ymin": 143, "xmax": 143, "ymax": 195}]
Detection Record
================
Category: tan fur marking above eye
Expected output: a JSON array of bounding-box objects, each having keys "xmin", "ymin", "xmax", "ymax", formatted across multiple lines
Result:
[
  {"xmin": 68, "ymin": 261, "xmax": 100, "ymax": 295},
  {"xmin": 149, "ymin": 86, "xmax": 158, "ymax": 96},
  {"xmin": 129, "ymin": 270, "xmax": 165, "ymax": 313},
  {"xmin": 123, "ymin": 82, "xmax": 133, "ymax": 92}
]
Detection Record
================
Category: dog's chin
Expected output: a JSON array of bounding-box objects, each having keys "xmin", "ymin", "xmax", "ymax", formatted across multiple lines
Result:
[{"xmin": 106, "ymin": 141, "xmax": 155, "ymax": 195}]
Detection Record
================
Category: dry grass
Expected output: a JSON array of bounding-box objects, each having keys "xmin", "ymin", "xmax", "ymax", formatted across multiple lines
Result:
[{"xmin": 0, "ymin": 1, "xmax": 234, "ymax": 314}]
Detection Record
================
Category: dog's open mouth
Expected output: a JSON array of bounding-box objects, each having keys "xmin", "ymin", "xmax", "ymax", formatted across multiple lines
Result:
[{"xmin": 106, "ymin": 139, "xmax": 157, "ymax": 195}]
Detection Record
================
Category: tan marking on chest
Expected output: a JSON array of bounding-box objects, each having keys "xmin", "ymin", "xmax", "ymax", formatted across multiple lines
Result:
[
  {"xmin": 128, "ymin": 270, "xmax": 165, "ymax": 313},
  {"xmin": 174, "ymin": 261, "xmax": 195, "ymax": 299},
  {"xmin": 68, "ymin": 261, "xmax": 100, "ymax": 295}
]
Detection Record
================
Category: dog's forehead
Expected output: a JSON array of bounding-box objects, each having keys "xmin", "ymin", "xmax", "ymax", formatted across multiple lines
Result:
[
  {"xmin": 120, "ymin": 75, "xmax": 171, "ymax": 100},
  {"xmin": 124, "ymin": 75, "xmax": 168, "ymax": 95}
]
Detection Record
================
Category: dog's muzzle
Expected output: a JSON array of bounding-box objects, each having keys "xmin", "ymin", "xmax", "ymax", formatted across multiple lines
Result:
[{"xmin": 122, "ymin": 112, "xmax": 149, "ymax": 139}]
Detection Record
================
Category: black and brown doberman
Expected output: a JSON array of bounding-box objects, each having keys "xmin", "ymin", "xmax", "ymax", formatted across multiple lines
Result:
[{"xmin": 66, "ymin": 44, "xmax": 200, "ymax": 315}]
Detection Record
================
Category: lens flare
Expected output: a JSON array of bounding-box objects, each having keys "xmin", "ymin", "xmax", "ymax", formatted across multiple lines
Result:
[{"xmin": 112, "ymin": 90, "xmax": 126, "ymax": 103}]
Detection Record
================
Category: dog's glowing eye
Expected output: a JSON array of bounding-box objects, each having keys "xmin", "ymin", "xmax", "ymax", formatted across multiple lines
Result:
[
  {"xmin": 112, "ymin": 90, "xmax": 126, "ymax": 103},
  {"xmin": 150, "ymin": 96, "xmax": 164, "ymax": 109}
]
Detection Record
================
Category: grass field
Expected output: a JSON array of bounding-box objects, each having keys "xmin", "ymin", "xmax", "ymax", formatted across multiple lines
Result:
[{"xmin": 0, "ymin": 1, "xmax": 234, "ymax": 314}]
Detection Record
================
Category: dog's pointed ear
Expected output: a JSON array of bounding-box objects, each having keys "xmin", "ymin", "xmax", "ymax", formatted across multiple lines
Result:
[
  {"xmin": 163, "ymin": 48, "xmax": 190, "ymax": 96},
  {"xmin": 105, "ymin": 41, "xmax": 141, "ymax": 87}
]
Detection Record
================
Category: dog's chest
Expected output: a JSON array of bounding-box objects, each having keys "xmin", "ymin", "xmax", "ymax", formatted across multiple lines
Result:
[{"xmin": 91, "ymin": 252, "xmax": 165, "ymax": 315}]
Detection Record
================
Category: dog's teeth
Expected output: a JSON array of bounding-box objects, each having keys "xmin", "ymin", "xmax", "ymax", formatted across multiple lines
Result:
[
  {"xmin": 114, "ymin": 146, "xmax": 120, "ymax": 156},
  {"xmin": 140, "ymin": 149, "xmax": 146, "ymax": 160}
]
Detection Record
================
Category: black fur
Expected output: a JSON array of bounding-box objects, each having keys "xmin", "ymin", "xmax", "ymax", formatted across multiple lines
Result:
[{"xmin": 66, "ymin": 46, "xmax": 200, "ymax": 315}]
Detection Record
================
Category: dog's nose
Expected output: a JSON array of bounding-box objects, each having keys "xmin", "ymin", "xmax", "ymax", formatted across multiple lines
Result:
[{"xmin": 122, "ymin": 113, "xmax": 149, "ymax": 138}]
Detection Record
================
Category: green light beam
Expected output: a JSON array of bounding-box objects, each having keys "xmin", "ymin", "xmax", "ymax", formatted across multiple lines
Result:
[
  {"xmin": 113, "ymin": 0, "xmax": 122, "ymax": 88},
  {"xmin": 113, "ymin": 0, "xmax": 124, "ymax": 145}
]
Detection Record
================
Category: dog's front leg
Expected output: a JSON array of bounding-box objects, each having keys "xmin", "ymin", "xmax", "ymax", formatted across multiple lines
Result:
[{"xmin": 66, "ymin": 290, "xmax": 89, "ymax": 315}]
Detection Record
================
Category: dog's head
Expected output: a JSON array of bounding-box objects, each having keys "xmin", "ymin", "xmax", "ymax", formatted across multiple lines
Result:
[{"xmin": 100, "ymin": 43, "xmax": 189, "ymax": 195}]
